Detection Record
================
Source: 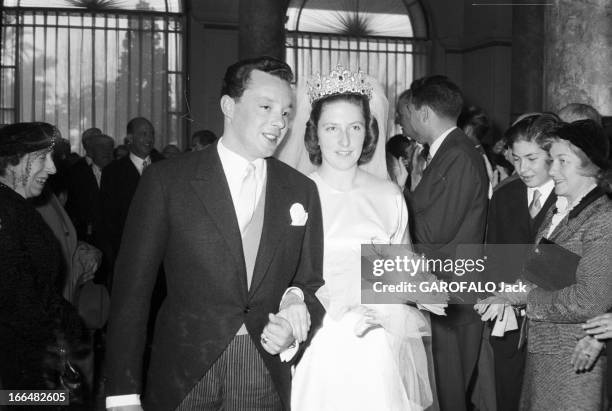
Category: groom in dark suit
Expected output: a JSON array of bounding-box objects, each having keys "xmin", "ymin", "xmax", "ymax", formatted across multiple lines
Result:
[
  {"xmin": 404, "ymin": 75, "xmax": 488, "ymax": 411},
  {"xmin": 105, "ymin": 57, "xmax": 325, "ymax": 411}
]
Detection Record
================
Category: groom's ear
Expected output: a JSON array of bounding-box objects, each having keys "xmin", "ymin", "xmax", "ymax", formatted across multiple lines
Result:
[{"xmin": 220, "ymin": 95, "xmax": 235, "ymax": 120}]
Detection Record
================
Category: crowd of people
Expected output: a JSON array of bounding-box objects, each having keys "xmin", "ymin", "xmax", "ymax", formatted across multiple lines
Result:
[{"xmin": 1, "ymin": 55, "xmax": 611, "ymax": 411}]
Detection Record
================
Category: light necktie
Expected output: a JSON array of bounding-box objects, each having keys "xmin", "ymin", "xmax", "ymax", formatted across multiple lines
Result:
[
  {"xmin": 141, "ymin": 157, "xmax": 151, "ymax": 174},
  {"xmin": 529, "ymin": 189, "xmax": 542, "ymax": 219},
  {"xmin": 236, "ymin": 162, "xmax": 257, "ymax": 233}
]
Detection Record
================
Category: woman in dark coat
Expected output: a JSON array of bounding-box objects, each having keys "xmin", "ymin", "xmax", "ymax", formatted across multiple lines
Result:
[{"xmin": 0, "ymin": 122, "xmax": 88, "ymax": 397}]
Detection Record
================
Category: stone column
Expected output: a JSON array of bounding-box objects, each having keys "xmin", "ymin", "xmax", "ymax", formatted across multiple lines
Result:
[
  {"xmin": 238, "ymin": 0, "xmax": 288, "ymax": 60},
  {"xmin": 543, "ymin": 0, "xmax": 612, "ymax": 115},
  {"xmin": 510, "ymin": 5, "xmax": 544, "ymax": 119}
]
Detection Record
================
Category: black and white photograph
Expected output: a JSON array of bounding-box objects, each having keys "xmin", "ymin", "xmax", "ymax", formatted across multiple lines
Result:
[{"xmin": 1, "ymin": 0, "xmax": 611, "ymax": 410}]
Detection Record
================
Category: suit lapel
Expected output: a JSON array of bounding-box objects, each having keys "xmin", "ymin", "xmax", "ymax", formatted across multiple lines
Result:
[
  {"xmin": 419, "ymin": 129, "xmax": 460, "ymax": 184},
  {"xmin": 122, "ymin": 156, "xmax": 141, "ymax": 184},
  {"xmin": 249, "ymin": 159, "xmax": 292, "ymax": 297},
  {"xmin": 189, "ymin": 147, "xmax": 247, "ymax": 294}
]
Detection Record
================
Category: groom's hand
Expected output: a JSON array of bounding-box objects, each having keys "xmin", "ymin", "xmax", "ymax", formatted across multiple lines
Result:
[
  {"xmin": 278, "ymin": 293, "xmax": 311, "ymax": 343},
  {"xmin": 261, "ymin": 313, "xmax": 295, "ymax": 355}
]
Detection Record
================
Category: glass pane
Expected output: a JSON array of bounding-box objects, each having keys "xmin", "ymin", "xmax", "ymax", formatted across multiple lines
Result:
[
  {"xmin": 44, "ymin": 30, "xmax": 57, "ymax": 119},
  {"xmin": 33, "ymin": 25, "xmax": 46, "ymax": 120},
  {"xmin": 168, "ymin": 73, "xmax": 176, "ymax": 112},
  {"xmin": 286, "ymin": 0, "xmax": 413, "ymax": 37},
  {"xmin": 1, "ymin": 68, "xmax": 15, "ymax": 109},
  {"xmin": 1, "ymin": 109, "xmax": 15, "ymax": 125},
  {"xmin": 82, "ymin": 14, "xmax": 93, "ymax": 27},
  {"xmin": 168, "ymin": 18, "xmax": 182, "ymax": 32},
  {"xmin": 58, "ymin": 13, "xmax": 69, "ymax": 26},
  {"xmin": 3, "ymin": 8, "xmax": 184, "ymax": 147},
  {"xmin": 2, "ymin": 26, "xmax": 17, "ymax": 66},
  {"xmin": 167, "ymin": 113, "xmax": 179, "ymax": 145},
  {"xmin": 35, "ymin": 12, "xmax": 45, "ymax": 26},
  {"xmin": 167, "ymin": 0, "xmax": 182, "ymax": 13},
  {"xmin": 2, "ymin": 12, "xmax": 17, "ymax": 25},
  {"xmin": 4, "ymin": 0, "xmax": 181, "ymax": 12},
  {"xmin": 106, "ymin": 15, "xmax": 116, "ymax": 29},
  {"xmin": 167, "ymin": 32, "xmax": 176, "ymax": 72}
]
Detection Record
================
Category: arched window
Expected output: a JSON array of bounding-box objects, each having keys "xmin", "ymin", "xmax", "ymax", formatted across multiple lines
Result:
[
  {"xmin": 0, "ymin": 0, "xmax": 185, "ymax": 150},
  {"xmin": 286, "ymin": 0, "xmax": 428, "ymax": 134}
]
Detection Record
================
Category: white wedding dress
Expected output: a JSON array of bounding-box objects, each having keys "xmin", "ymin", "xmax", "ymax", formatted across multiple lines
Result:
[{"xmin": 291, "ymin": 172, "xmax": 433, "ymax": 411}]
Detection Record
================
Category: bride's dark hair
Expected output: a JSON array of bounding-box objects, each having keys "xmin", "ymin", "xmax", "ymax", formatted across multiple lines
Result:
[{"xmin": 304, "ymin": 93, "xmax": 378, "ymax": 166}]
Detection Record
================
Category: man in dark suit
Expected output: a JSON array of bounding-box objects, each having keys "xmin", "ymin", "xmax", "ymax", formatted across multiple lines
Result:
[
  {"xmin": 395, "ymin": 89, "xmax": 428, "ymax": 192},
  {"xmin": 105, "ymin": 57, "xmax": 325, "ymax": 411},
  {"xmin": 404, "ymin": 75, "xmax": 489, "ymax": 411},
  {"xmin": 65, "ymin": 132, "xmax": 114, "ymax": 242},
  {"xmin": 483, "ymin": 113, "xmax": 559, "ymax": 411},
  {"xmin": 97, "ymin": 117, "xmax": 164, "ymax": 285}
]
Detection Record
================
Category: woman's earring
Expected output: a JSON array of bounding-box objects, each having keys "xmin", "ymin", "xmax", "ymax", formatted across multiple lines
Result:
[
  {"xmin": 21, "ymin": 156, "xmax": 32, "ymax": 186},
  {"xmin": 9, "ymin": 169, "xmax": 17, "ymax": 190}
]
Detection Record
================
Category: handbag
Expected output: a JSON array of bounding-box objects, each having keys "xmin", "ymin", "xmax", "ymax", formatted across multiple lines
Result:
[
  {"xmin": 523, "ymin": 237, "xmax": 580, "ymax": 291},
  {"xmin": 43, "ymin": 333, "xmax": 87, "ymax": 405}
]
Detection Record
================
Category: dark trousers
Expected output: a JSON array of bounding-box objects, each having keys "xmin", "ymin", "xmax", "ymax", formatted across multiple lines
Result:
[
  {"xmin": 431, "ymin": 313, "xmax": 483, "ymax": 411},
  {"xmin": 176, "ymin": 335, "xmax": 282, "ymax": 411},
  {"xmin": 490, "ymin": 319, "xmax": 526, "ymax": 411}
]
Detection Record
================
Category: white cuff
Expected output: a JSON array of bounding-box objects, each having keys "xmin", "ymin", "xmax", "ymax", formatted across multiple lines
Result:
[
  {"xmin": 280, "ymin": 341, "xmax": 299, "ymax": 362},
  {"xmin": 106, "ymin": 394, "xmax": 141, "ymax": 409},
  {"xmin": 491, "ymin": 306, "xmax": 519, "ymax": 337},
  {"xmin": 280, "ymin": 287, "xmax": 304, "ymax": 309}
]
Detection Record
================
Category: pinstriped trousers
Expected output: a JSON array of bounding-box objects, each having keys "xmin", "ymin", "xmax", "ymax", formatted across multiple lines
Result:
[{"xmin": 175, "ymin": 334, "xmax": 283, "ymax": 411}]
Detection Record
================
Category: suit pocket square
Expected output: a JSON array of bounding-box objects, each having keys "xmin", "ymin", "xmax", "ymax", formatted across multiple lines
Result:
[{"xmin": 290, "ymin": 203, "xmax": 308, "ymax": 226}]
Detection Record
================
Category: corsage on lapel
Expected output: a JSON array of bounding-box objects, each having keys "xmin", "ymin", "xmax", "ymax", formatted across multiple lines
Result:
[{"xmin": 290, "ymin": 203, "xmax": 308, "ymax": 226}]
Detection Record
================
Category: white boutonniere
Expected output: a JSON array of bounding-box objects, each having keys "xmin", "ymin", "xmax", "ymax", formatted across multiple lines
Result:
[{"xmin": 290, "ymin": 203, "xmax": 308, "ymax": 226}]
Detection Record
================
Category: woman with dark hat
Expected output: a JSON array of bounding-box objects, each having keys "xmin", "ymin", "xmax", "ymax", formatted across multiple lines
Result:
[
  {"xmin": 0, "ymin": 122, "xmax": 88, "ymax": 400},
  {"xmin": 493, "ymin": 119, "xmax": 612, "ymax": 410}
]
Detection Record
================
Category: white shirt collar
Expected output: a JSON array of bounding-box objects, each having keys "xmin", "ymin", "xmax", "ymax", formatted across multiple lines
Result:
[
  {"xmin": 546, "ymin": 182, "xmax": 597, "ymax": 238},
  {"xmin": 217, "ymin": 138, "xmax": 266, "ymax": 205},
  {"xmin": 526, "ymin": 179, "xmax": 555, "ymax": 206},
  {"xmin": 429, "ymin": 126, "xmax": 457, "ymax": 160},
  {"xmin": 86, "ymin": 156, "xmax": 102, "ymax": 186},
  {"xmin": 129, "ymin": 152, "xmax": 150, "ymax": 175}
]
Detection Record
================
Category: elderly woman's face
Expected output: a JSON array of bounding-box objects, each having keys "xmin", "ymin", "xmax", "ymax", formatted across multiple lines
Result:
[
  {"xmin": 549, "ymin": 140, "xmax": 595, "ymax": 203},
  {"xmin": 14, "ymin": 149, "xmax": 56, "ymax": 198}
]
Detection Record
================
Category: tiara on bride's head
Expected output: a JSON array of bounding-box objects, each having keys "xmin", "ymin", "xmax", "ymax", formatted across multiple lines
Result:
[{"xmin": 306, "ymin": 65, "xmax": 373, "ymax": 104}]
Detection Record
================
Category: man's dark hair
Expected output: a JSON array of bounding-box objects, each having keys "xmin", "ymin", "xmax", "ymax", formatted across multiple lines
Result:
[
  {"xmin": 396, "ymin": 89, "xmax": 411, "ymax": 107},
  {"xmin": 126, "ymin": 117, "xmax": 153, "ymax": 135},
  {"xmin": 220, "ymin": 56, "xmax": 293, "ymax": 99},
  {"xmin": 409, "ymin": 75, "xmax": 463, "ymax": 120},
  {"xmin": 386, "ymin": 134, "xmax": 411, "ymax": 159},
  {"xmin": 458, "ymin": 106, "xmax": 491, "ymax": 144},
  {"xmin": 505, "ymin": 112, "xmax": 560, "ymax": 150},
  {"xmin": 192, "ymin": 129, "xmax": 217, "ymax": 146}
]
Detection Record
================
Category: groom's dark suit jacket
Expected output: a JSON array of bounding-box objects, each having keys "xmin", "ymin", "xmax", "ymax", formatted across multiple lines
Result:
[
  {"xmin": 105, "ymin": 145, "xmax": 325, "ymax": 410},
  {"xmin": 406, "ymin": 128, "xmax": 488, "ymax": 411}
]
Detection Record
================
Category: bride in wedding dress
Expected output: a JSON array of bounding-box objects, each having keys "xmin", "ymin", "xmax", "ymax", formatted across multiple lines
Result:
[{"xmin": 277, "ymin": 67, "xmax": 440, "ymax": 411}]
